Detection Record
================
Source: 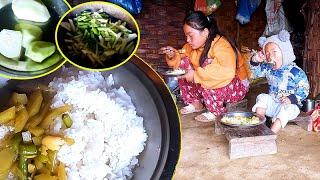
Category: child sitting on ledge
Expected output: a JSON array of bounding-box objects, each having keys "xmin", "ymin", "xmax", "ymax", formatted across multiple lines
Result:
[{"xmin": 250, "ymin": 30, "xmax": 310, "ymax": 133}]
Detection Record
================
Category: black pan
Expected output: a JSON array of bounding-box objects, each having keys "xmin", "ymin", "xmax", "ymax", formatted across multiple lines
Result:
[{"xmin": 0, "ymin": 56, "xmax": 181, "ymax": 179}]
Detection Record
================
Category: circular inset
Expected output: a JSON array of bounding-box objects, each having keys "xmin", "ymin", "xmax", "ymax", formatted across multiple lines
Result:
[
  {"xmin": 55, "ymin": 2, "xmax": 140, "ymax": 71},
  {"xmin": 0, "ymin": 0, "xmax": 70, "ymax": 80}
]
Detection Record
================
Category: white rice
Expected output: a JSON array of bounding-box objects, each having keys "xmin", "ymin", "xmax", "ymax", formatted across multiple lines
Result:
[
  {"xmin": 48, "ymin": 69, "xmax": 148, "ymax": 180},
  {"xmin": 0, "ymin": 125, "xmax": 14, "ymax": 140},
  {"xmin": 0, "ymin": 78, "xmax": 12, "ymax": 140}
]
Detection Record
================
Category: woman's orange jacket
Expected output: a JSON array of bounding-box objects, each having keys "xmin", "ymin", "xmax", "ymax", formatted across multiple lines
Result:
[{"xmin": 166, "ymin": 35, "xmax": 248, "ymax": 89}]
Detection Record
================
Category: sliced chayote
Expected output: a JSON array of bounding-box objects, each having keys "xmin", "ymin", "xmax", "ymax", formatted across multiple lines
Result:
[
  {"xmin": 25, "ymin": 41, "xmax": 56, "ymax": 63},
  {"xmin": 15, "ymin": 23, "xmax": 43, "ymax": 48},
  {"xmin": 12, "ymin": 0, "xmax": 51, "ymax": 23},
  {"xmin": 0, "ymin": 29, "xmax": 22, "ymax": 59}
]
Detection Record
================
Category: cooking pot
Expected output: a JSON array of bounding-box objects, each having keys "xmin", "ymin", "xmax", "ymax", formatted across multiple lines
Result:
[
  {"xmin": 0, "ymin": 0, "xmax": 70, "ymax": 79},
  {"xmin": 0, "ymin": 57, "xmax": 181, "ymax": 179},
  {"xmin": 302, "ymin": 98, "xmax": 315, "ymax": 112}
]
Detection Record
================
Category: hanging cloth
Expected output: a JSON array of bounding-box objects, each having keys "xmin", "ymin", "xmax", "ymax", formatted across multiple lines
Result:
[
  {"xmin": 263, "ymin": 0, "xmax": 291, "ymax": 36},
  {"xmin": 194, "ymin": 0, "xmax": 221, "ymax": 16},
  {"xmin": 236, "ymin": 0, "xmax": 261, "ymax": 25}
]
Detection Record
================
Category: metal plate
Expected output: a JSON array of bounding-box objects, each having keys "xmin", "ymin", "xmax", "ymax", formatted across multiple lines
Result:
[
  {"xmin": 218, "ymin": 111, "xmax": 266, "ymax": 128},
  {"xmin": 163, "ymin": 69, "xmax": 186, "ymax": 77},
  {"xmin": 0, "ymin": 57, "xmax": 181, "ymax": 179}
]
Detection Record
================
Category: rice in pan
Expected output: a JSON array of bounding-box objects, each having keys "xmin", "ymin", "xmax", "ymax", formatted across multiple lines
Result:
[{"xmin": 48, "ymin": 69, "xmax": 148, "ymax": 179}]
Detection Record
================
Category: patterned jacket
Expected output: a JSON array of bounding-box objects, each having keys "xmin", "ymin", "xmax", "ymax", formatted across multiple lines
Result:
[{"xmin": 250, "ymin": 62, "xmax": 309, "ymax": 107}]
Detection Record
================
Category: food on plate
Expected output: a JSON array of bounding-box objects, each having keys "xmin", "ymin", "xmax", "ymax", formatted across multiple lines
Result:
[
  {"xmin": 165, "ymin": 68, "xmax": 186, "ymax": 76},
  {"xmin": 25, "ymin": 41, "xmax": 56, "ymax": 63},
  {"xmin": 0, "ymin": 106, "xmax": 16, "ymax": 124},
  {"xmin": 8, "ymin": 92, "xmax": 28, "ymax": 106},
  {"xmin": 15, "ymin": 23, "xmax": 43, "ymax": 48},
  {"xmin": 61, "ymin": 114, "xmax": 73, "ymax": 128},
  {"xmin": 0, "ymin": 29, "xmax": 22, "ymax": 59},
  {"xmin": 0, "ymin": 0, "xmax": 62, "ymax": 73},
  {"xmin": 25, "ymin": 90, "xmax": 43, "ymax": 117},
  {"xmin": 11, "ymin": 0, "xmax": 51, "ymax": 23},
  {"xmin": 0, "ymin": 68, "xmax": 147, "ymax": 179},
  {"xmin": 13, "ymin": 107, "xmax": 28, "ymax": 133},
  {"xmin": 221, "ymin": 115, "xmax": 260, "ymax": 125},
  {"xmin": 61, "ymin": 9, "xmax": 137, "ymax": 67}
]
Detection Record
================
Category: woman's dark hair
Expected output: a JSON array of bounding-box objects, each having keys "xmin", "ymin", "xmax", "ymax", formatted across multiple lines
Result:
[{"xmin": 184, "ymin": 11, "xmax": 238, "ymax": 67}]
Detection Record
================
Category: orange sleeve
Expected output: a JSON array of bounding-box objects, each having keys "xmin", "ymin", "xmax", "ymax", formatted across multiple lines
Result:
[
  {"xmin": 236, "ymin": 51, "xmax": 250, "ymax": 80},
  {"xmin": 165, "ymin": 44, "xmax": 192, "ymax": 69},
  {"xmin": 194, "ymin": 38, "xmax": 236, "ymax": 89}
]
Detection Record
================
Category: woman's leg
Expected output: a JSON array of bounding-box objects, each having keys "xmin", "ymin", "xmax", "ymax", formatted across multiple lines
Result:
[
  {"xmin": 179, "ymin": 79, "xmax": 202, "ymax": 105},
  {"xmin": 224, "ymin": 77, "xmax": 248, "ymax": 104},
  {"xmin": 200, "ymin": 77, "xmax": 247, "ymax": 116},
  {"xmin": 199, "ymin": 85, "xmax": 227, "ymax": 116},
  {"xmin": 178, "ymin": 57, "xmax": 203, "ymax": 112},
  {"xmin": 198, "ymin": 77, "xmax": 247, "ymax": 116}
]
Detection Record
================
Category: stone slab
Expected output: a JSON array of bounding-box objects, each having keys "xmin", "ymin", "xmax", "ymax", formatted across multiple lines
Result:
[
  {"xmin": 229, "ymin": 139, "xmax": 277, "ymax": 159},
  {"xmin": 225, "ymin": 124, "xmax": 277, "ymax": 143},
  {"xmin": 214, "ymin": 119, "xmax": 277, "ymax": 159}
]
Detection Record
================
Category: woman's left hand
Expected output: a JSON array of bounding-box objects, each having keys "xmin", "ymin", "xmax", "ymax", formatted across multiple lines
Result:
[
  {"xmin": 180, "ymin": 69, "xmax": 194, "ymax": 82},
  {"xmin": 280, "ymin": 96, "xmax": 291, "ymax": 104}
]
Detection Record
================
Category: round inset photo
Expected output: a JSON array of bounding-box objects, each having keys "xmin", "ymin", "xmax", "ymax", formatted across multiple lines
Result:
[
  {"xmin": 56, "ymin": 2, "xmax": 140, "ymax": 70},
  {"xmin": 0, "ymin": 0, "xmax": 70, "ymax": 80}
]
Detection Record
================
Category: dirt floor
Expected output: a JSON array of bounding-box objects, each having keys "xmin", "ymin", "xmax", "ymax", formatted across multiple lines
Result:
[{"xmin": 173, "ymin": 86, "xmax": 320, "ymax": 180}]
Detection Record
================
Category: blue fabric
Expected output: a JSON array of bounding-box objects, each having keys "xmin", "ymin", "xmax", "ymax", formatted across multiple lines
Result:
[
  {"xmin": 236, "ymin": 0, "xmax": 261, "ymax": 24},
  {"xmin": 250, "ymin": 62, "xmax": 310, "ymax": 107},
  {"xmin": 108, "ymin": 0, "xmax": 142, "ymax": 15}
]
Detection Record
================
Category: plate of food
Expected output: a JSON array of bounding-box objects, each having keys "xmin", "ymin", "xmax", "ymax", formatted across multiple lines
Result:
[
  {"xmin": 0, "ymin": 57, "xmax": 181, "ymax": 180},
  {"xmin": 163, "ymin": 69, "xmax": 186, "ymax": 76},
  {"xmin": 219, "ymin": 111, "xmax": 266, "ymax": 127},
  {"xmin": 56, "ymin": 2, "xmax": 139, "ymax": 70}
]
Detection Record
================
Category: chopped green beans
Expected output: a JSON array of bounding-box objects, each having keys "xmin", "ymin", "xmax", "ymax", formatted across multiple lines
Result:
[
  {"xmin": 19, "ymin": 156, "xmax": 28, "ymax": 180},
  {"xmin": 18, "ymin": 143, "xmax": 38, "ymax": 179},
  {"xmin": 19, "ymin": 143, "xmax": 38, "ymax": 158},
  {"xmin": 62, "ymin": 9, "xmax": 137, "ymax": 67},
  {"xmin": 62, "ymin": 113, "xmax": 73, "ymax": 128}
]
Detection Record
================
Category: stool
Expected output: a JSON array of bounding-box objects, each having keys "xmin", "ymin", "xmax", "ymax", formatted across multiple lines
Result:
[{"xmin": 215, "ymin": 120, "xmax": 277, "ymax": 159}]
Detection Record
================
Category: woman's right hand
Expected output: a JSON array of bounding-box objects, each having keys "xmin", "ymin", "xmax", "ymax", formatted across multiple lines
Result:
[{"xmin": 159, "ymin": 46, "xmax": 176, "ymax": 59}]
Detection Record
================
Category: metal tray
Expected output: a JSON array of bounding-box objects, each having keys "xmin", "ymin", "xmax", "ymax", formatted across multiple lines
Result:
[
  {"xmin": 163, "ymin": 69, "xmax": 186, "ymax": 77},
  {"xmin": 218, "ymin": 111, "xmax": 266, "ymax": 127}
]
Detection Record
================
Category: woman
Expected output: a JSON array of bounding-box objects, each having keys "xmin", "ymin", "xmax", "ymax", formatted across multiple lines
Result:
[{"xmin": 160, "ymin": 11, "xmax": 249, "ymax": 122}]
